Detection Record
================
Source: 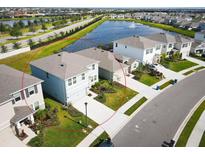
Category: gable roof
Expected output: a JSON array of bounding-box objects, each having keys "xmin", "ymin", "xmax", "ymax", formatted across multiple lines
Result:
[
  {"xmin": 76, "ymin": 48, "xmax": 128, "ymax": 73},
  {"xmin": 145, "ymin": 33, "xmax": 176, "ymax": 43},
  {"xmin": 0, "ymin": 65, "xmax": 42, "ymax": 104},
  {"xmin": 30, "ymin": 52, "xmax": 99, "ymax": 80},
  {"xmin": 115, "ymin": 35, "xmax": 160, "ymax": 49}
]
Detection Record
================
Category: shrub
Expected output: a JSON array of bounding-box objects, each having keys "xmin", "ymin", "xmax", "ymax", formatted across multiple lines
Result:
[{"xmin": 95, "ymin": 92, "xmax": 106, "ymax": 103}]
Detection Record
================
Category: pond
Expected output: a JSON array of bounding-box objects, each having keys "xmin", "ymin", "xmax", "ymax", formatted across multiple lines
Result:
[{"xmin": 64, "ymin": 20, "xmax": 176, "ymax": 52}]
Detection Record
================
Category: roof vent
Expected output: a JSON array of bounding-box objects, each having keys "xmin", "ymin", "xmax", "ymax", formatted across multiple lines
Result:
[
  {"xmin": 58, "ymin": 54, "xmax": 61, "ymax": 56},
  {"xmin": 101, "ymin": 50, "xmax": 104, "ymax": 52},
  {"xmin": 60, "ymin": 64, "xmax": 64, "ymax": 67}
]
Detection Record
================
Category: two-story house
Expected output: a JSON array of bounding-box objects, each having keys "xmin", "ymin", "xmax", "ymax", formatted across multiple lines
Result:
[
  {"xmin": 113, "ymin": 35, "xmax": 162, "ymax": 64},
  {"xmin": 30, "ymin": 52, "xmax": 99, "ymax": 105},
  {"xmin": 76, "ymin": 47, "xmax": 129, "ymax": 81},
  {"xmin": 113, "ymin": 33, "xmax": 192, "ymax": 64},
  {"xmin": 0, "ymin": 65, "xmax": 45, "ymax": 135}
]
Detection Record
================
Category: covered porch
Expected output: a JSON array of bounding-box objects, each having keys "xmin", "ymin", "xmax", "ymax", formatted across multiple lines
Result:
[{"xmin": 10, "ymin": 106, "xmax": 37, "ymax": 144}]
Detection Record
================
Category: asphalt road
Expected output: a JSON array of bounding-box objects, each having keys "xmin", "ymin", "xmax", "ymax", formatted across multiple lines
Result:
[
  {"xmin": 3, "ymin": 18, "xmax": 94, "ymax": 50},
  {"xmin": 113, "ymin": 70, "xmax": 205, "ymax": 147}
]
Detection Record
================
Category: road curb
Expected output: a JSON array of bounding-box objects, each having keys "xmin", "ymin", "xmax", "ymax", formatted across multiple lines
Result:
[{"xmin": 173, "ymin": 95, "xmax": 205, "ymax": 146}]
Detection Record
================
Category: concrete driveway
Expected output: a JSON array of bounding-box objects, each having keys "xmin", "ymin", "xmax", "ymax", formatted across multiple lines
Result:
[
  {"xmin": 72, "ymin": 96, "xmax": 129, "ymax": 138},
  {"xmin": 0, "ymin": 127, "xmax": 26, "ymax": 147},
  {"xmin": 112, "ymin": 70, "xmax": 205, "ymax": 147}
]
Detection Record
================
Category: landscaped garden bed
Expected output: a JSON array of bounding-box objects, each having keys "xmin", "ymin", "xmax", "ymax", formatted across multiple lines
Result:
[
  {"xmin": 175, "ymin": 100, "xmax": 205, "ymax": 147},
  {"xmin": 124, "ymin": 97, "xmax": 147, "ymax": 116},
  {"xmin": 28, "ymin": 97, "xmax": 97, "ymax": 147},
  {"xmin": 91, "ymin": 80, "xmax": 137, "ymax": 111},
  {"xmin": 132, "ymin": 64, "xmax": 163, "ymax": 86},
  {"xmin": 160, "ymin": 52, "xmax": 197, "ymax": 72}
]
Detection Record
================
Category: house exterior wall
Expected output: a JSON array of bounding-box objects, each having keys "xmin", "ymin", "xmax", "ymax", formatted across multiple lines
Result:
[
  {"xmin": 30, "ymin": 65, "xmax": 67, "ymax": 105},
  {"xmin": 12, "ymin": 83, "xmax": 45, "ymax": 111},
  {"xmin": 194, "ymin": 32, "xmax": 205, "ymax": 41},
  {"xmin": 129, "ymin": 61, "xmax": 139, "ymax": 72},
  {"xmin": 99, "ymin": 68, "xmax": 114, "ymax": 81},
  {"xmin": 113, "ymin": 42, "xmax": 144, "ymax": 62},
  {"xmin": 113, "ymin": 67, "xmax": 129, "ymax": 82},
  {"xmin": 175, "ymin": 42, "xmax": 192, "ymax": 59},
  {"xmin": 0, "ymin": 101, "xmax": 15, "ymax": 131}
]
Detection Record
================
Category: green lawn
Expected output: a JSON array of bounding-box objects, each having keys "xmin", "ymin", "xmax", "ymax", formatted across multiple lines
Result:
[
  {"xmin": 190, "ymin": 54, "xmax": 205, "ymax": 62},
  {"xmin": 159, "ymin": 80, "xmax": 174, "ymax": 90},
  {"xmin": 124, "ymin": 97, "xmax": 147, "ymax": 116},
  {"xmin": 138, "ymin": 73, "xmax": 161, "ymax": 86},
  {"xmin": 161, "ymin": 60, "xmax": 198, "ymax": 72},
  {"xmin": 89, "ymin": 131, "xmax": 109, "ymax": 147},
  {"xmin": 175, "ymin": 100, "xmax": 205, "ymax": 147},
  {"xmin": 92, "ymin": 81, "xmax": 137, "ymax": 111},
  {"xmin": 199, "ymin": 132, "xmax": 205, "ymax": 147},
  {"xmin": 0, "ymin": 18, "xmax": 106, "ymax": 74},
  {"xmin": 28, "ymin": 98, "xmax": 98, "ymax": 147},
  {"xmin": 183, "ymin": 66, "xmax": 205, "ymax": 76}
]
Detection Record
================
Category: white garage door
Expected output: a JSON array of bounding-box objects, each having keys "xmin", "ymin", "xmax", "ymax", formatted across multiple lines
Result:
[{"xmin": 69, "ymin": 88, "xmax": 87, "ymax": 102}]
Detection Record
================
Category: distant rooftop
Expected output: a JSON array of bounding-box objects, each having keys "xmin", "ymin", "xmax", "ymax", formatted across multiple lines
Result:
[
  {"xmin": 0, "ymin": 65, "xmax": 42, "ymax": 104},
  {"xmin": 30, "ymin": 52, "xmax": 99, "ymax": 80}
]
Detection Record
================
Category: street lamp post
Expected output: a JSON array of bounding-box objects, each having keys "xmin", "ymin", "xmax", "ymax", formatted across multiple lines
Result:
[{"xmin": 84, "ymin": 102, "xmax": 88, "ymax": 128}]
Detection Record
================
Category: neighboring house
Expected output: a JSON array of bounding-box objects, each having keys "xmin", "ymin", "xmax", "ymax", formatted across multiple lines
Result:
[
  {"xmin": 113, "ymin": 33, "xmax": 192, "ymax": 64},
  {"xmin": 30, "ymin": 52, "xmax": 99, "ymax": 105},
  {"xmin": 191, "ymin": 41, "xmax": 205, "ymax": 55},
  {"xmin": 0, "ymin": 64, "xmax": 45, "ymax": 135},
  {"xmin": 114, "ymin": 53, "xmax": 140, "ymax": 73},
  {"xmin": 113, "ymin": 35, "xmax": 163, "ymax": 64},
  {"xmin": 195, "ymin": 31, "xmax": 205, "ymax": 42},
  {"xmin": 76, "ymin": 47, "xmax": 129, "ymax": 81}
]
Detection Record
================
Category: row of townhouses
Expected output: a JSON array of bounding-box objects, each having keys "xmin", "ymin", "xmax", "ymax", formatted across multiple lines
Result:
[{"xmin": 0, "ymin": 32, "xmax": 193, "ymax": 137}]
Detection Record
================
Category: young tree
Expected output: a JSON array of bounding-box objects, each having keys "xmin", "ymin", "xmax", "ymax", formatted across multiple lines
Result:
[
  {"xmin": 1, "ymin": 45, "xmax": 8, "ymax": 53},
  {"xmin": 18, "ymin": 20, "xmax": 25, "ymax": 28},
  {"xmin": 28, "ymin": 39, "xmax": 34, "ymax": 47},
  {"xmin": 60, "ymin": 31, "xmax": 65, "ymax": 37},
  {"xmin": 13, "ymin": 42, "xmax": 21, "ymax": 49},
  {"xmin": 42, "ymin": 24, "xmax": 47, "ymax": 31},
  {"xmin": 9, "ymin": 28, "xmax": 22, "ymax": 38}
]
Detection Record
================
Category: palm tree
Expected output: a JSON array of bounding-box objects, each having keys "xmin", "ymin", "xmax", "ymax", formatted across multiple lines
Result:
[
  {"xmin": 13, "ymin": 42, "xmax": 21, "ymax": 49},
  {"xmin": 1, "ymin": 45, "xmax": 8, "ymax": 53}
]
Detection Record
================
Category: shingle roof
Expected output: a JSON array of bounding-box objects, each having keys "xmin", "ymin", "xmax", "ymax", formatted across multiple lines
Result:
[
  {"xmin": 0, "ymin": 65, "xmax": 42, "ymax": 104},
  {"xmin": 145, "ymin": 33, "xmax": 176, "ymax": 43},
  {"xmin": 30, "ymin": 52, "xmax": 99, "ymax": 80},
  {"xmin": 76, "ymin": 48, "xmax": 128, "ymax": 73},
  {"xmin": 115, "ymin": 35, "xmax": 160, "ymax": 49},
  {"xmin": 10, "ymin": 106, "xmax": 34, "ymax": 124}
]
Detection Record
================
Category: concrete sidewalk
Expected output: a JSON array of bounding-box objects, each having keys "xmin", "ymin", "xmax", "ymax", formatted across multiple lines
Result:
[
  {"xmin": 186, "ymin": 111, "xmax": 205, "ymax": 147},
  {"xmin": 185, "ymin": 56, "xmax": 205, "ymax": 66}
]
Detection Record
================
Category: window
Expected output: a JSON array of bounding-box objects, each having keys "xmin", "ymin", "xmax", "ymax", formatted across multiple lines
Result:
[
  {"xmin": 182, "ymin": 43, "xmax": 188, "ymax": 48},
  {"xmin": 28, "ymin": 87, "xmax": 35, "ymax": 96},
  {"xmin": 94, "ymin": 75, "xmax": 97, "ymax": 81},
  {"xmin": 163, "ymin": 45, "xmax": 167, "ymax": 48},
  {"xmin": 156, "ymin": 45, "xmax": 161, "ymax": 50},
  {"xmin": 13, "ymin": 93, "xmax": 21, "ymax": 102},
  {"xmin": 125, "ymin": 45, "xmax": 127, "ymax": 48},
  {"xmin": 168, "ymin": 44, "xmax": 172, "ymax": 48},
  {"xmin": 92, "ymin": 64, "xmax": 95, "ymax": 70},
  {"xmin": 115, "ymin": 43, "xmax": 118, "ymax": 47},
  {"xmin": 73, "ymin": 77, "xmax": 77, "ymax": 84},
  {"xmin": 82, "ymin": 73, "xmax": 85, "ymax": 80},
  {"xmin": 150, "ymin": 49, "xmax": 153, "ymax": 53},
  {"xmin": 90, "ymin": 76, "xmax": 93, "ymax": 82},
  {"xmin": 34, "ymin": 101, "xmax": 39, "ymax": 110},
  {"xmin": 146, "ymin": 49, "xmax": 149, "ymax": 54},
  {"xmin": 46, "ymin": 72, "xmax": 49, "ymax": 78},
  {"xmin": 68, "ymin": 79, "xmax": 72, "ymax": 86}
]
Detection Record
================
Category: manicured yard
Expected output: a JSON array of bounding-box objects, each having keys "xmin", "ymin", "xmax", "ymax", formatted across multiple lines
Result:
[
  {"xmin": 199, "ymin": 132, "xmax": 205, "ymax": 147},
  {"xmin": 28, "ymin": 97, "xmax": 98, "ymax": 147},
  {"xmin": 137, "ymin": 73, "xmax": 161, "ymax": 86},
  {"xmin": 161, "ymin": 60, "xmax": 198, "ymax": 72},
  {"xmin": 124, "ymin": 97, "xmax": 147, "ymax": 116},
  {"xmin": 175, "ymin": 100, "xmax": 205, "ymax": 147},
  {"xmin": 89, "ymin": 131, "xmax": 109, "ymax": 147},
  {"xmin": 91, "ymin": 80, "xmax": 138, "ymax": 111},
  {"xmin": 190, "ymin": 54, "xmax": 205, "ymax": 62},
  {"xmin": 0, "ymin": 18, "xmax": 106, "ymax": 74},
  {"xmin": 159, "ymin": 80, "xmax": 174, "ymax": 90}
]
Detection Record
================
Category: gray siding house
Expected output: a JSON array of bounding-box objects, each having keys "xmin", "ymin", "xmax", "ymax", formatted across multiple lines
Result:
[{"xmin": 0, "ymin": 65, "xmax": 45, "ymax": 135}]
